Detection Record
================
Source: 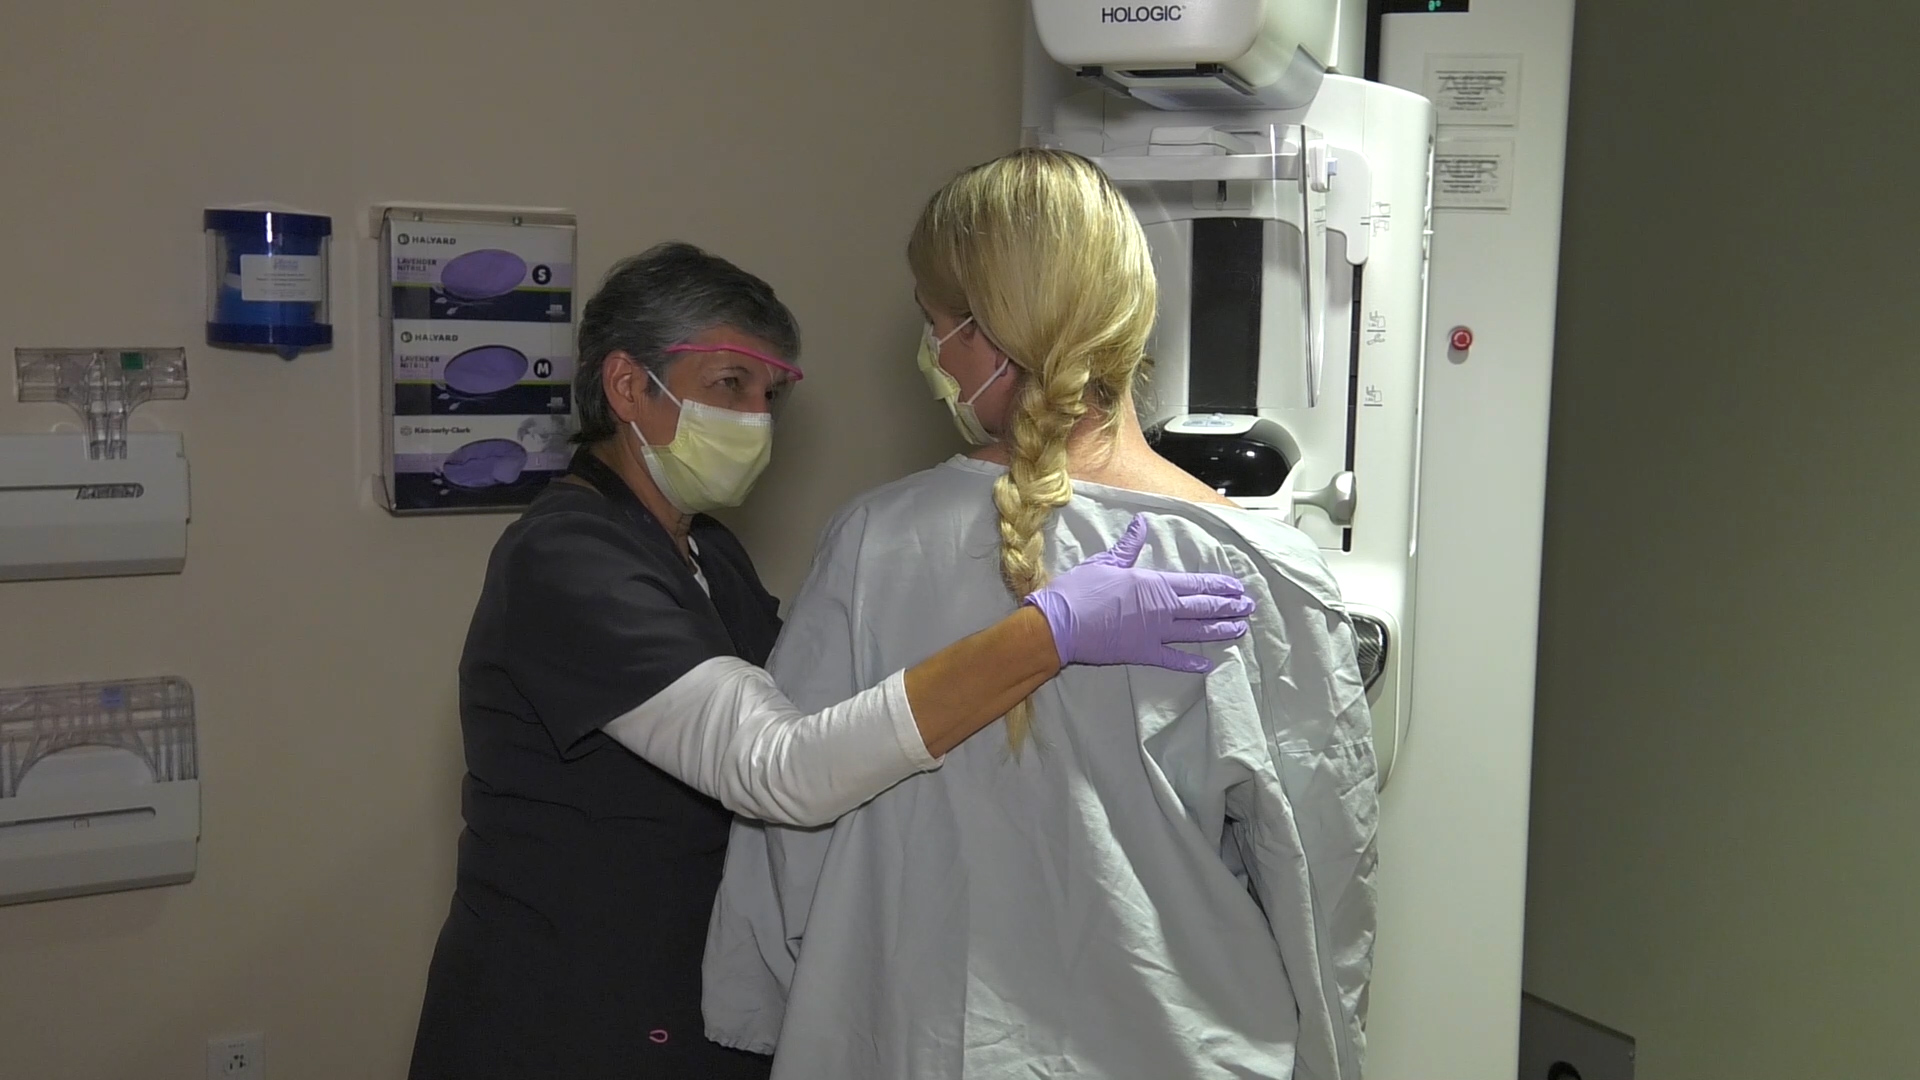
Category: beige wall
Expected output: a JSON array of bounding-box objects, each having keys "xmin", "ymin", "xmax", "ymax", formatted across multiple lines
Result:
[
  {"xmin": 1526, "ymin": 0, "xmax": 1920, "ymax": 1077},
  {"xmin": 0, "ymin": 2, "xmax": 1018, "ymax": 1077}
]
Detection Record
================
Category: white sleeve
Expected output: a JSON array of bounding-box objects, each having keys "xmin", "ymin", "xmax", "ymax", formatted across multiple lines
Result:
[{"xmin": 602, "ymin": 656, "xmax": 941, "ymax": 827}]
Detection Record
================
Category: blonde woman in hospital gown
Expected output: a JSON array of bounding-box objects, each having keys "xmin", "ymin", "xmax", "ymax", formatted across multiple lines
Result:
[{"xmin": 703, "ymin": 148, "xmax": 1377, "ymax": 1080}]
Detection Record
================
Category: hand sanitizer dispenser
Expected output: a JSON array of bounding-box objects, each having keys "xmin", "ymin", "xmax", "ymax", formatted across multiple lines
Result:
[
  {"xmin": 1, "ymin": 348, "xmax": 191, "ymax": 582},
  {"xmin": 204, "ymin": 208, "xmax": 333, "ymax": 361},
  {"xmin": 0, "ymin": 677, "xmax": 200, "ymax": 906}
]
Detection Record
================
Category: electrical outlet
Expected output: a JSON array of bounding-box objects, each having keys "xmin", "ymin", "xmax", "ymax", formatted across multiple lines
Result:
[{"xmin": 207, "ymin": 1033, "xmax": 264, "ymax": 1079}]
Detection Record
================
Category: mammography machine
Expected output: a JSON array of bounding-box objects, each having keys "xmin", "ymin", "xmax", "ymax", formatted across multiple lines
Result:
[
  {"xmin": 1031, "ymin": 6, "xmax": 1431, "ymax": 780},
  {"xmin": 1023, "ymin": 1, "xmax": 1575, "ymax": 1075}
]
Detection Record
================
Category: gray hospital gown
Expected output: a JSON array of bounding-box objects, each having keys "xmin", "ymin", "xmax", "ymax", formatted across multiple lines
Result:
[{"xmin": 703, "ymin": 457, "xmax": 1376, "ymax": 1079}]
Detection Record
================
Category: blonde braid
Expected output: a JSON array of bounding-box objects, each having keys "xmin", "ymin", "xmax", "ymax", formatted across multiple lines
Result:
[{"xmin": 993, "ymin": 350, "xmax": 1090, "ymax": 751}]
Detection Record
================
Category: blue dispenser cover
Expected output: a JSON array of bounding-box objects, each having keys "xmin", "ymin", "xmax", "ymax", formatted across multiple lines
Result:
[{"xmin": 205, "ymin": 208, "xmax": 333, "ymax": 359}]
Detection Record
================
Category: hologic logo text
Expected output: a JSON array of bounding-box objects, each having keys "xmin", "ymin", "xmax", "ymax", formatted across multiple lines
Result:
[{"xmin": 1101, "ymin": 4, "xmax": 1183, "ymax": 22}]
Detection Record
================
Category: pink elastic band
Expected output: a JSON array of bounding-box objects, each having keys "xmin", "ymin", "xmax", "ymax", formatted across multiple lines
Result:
[{"xmin": 662, "ymin": 343, "xmax": 803, "ymax": 380}]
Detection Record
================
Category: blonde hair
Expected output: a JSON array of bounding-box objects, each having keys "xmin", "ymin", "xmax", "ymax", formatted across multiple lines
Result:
[{"xmin": 907, "ymin": 147, "xmax": 1158, "ymax": 751}]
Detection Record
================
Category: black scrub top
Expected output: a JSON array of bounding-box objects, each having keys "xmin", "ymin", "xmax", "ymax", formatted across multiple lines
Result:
[{"xmin": 409, "ymin": 449, "xmax": 781, "ymax": 1080}]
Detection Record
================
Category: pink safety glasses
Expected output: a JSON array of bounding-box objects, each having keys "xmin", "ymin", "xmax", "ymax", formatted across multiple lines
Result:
[{"xmin": 662, "ymin": 343, "xmax": 803, "ymax": 381}]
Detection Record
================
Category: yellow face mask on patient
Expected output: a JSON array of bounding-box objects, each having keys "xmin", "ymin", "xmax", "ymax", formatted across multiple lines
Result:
[{"xmin": 916, "ymin": 316, "xmax": 1009, "ymax": 447}]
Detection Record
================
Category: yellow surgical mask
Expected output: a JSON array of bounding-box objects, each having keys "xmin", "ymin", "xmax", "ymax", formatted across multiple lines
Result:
[
  {"xmin": 629, "ymin": 370, "xmax": 772, "ymax": 514},
  {"xmin": 916, "ymin": 317, "xmax": 1010, "ymax": 447}
]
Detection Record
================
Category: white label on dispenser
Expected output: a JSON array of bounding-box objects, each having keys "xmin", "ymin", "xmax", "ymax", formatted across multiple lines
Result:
[{"xmin": 239, "ymin": 254, "xmax": 325, "ymax": 302}]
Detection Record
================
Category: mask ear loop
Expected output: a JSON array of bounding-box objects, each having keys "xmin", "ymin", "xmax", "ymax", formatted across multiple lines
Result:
[
  {"xmin": 935, "ymin": 315, "xmax": 1014, "ymax": 405},
  {"xmin": 934, "ymin": 315, "xmax": 977, "ymax": 348},
  {"xmin": 966, "ymin": 314, "xmax": 1022, "ymax": 373},
  {"xmin": 625, "ymin": 367, "xmax": 684, "ymax": 452},
  {"xmin": 644, "ymin": 368, "xmax": 684, "ymax": 409},
  {"xmin": 963, "ymin": 357, "xmax": 1013, "ymax": 406}
]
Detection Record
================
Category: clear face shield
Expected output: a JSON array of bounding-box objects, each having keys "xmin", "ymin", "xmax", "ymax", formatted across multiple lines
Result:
[{"xmin": 661, "ymin": 342, "xmax": 801, "ymax": 418}]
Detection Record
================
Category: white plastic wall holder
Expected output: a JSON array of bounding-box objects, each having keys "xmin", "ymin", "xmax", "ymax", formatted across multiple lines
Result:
[
  {"xmin": 4, "ymin": 348, "xmax": 191, "ymax": 582},
  {"xmin": 15, "ymin": 347, "xmax": 188, "ymax": 459},
  {"xmin": 0, "ymin": 676, "xmax": 200, "ymax": 906}
]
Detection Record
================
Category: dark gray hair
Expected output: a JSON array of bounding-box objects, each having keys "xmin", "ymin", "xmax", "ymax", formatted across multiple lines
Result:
[{"xmin": 572, "ymin": 241, "xmax": 800, "ymax": 444}]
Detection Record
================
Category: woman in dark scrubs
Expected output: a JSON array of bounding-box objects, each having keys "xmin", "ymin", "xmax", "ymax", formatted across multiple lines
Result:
[{"xmin": 408, "ymin": 242, "xmax": 1255, "ymax": 1080}]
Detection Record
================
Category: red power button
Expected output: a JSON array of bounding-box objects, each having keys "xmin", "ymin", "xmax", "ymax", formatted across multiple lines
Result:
[{"xmin": 1449, "ymin": 326, "xmax": 1474, "ymax": 352}]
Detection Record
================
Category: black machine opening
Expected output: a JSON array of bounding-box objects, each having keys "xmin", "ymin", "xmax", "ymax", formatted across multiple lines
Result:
[
  {"xmin": 1188, "ymin": 218, "xmax": 1263, "ymax": 414},
  {"xmin": 1149, "ymin": 430, "xmax": 1292, "ymax": 499}
]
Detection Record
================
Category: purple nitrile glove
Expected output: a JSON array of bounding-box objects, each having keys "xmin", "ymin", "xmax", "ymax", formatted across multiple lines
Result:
[{"xmin": 1024, "ymin": 514, "xmax": 1254, "ymax": 674}]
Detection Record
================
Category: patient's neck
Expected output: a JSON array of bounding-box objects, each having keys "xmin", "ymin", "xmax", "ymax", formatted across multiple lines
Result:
[
  {"xmin": 968, "ymin": 397, "xmax": 1138, "ymax": 471},
  {"xmin": 1064, "ymin": 402, "xmax": 1152, "ymax": 480},
  {"xmin": 971, "ymin": 394, "xmax": 1233, "ymax": 507}
]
